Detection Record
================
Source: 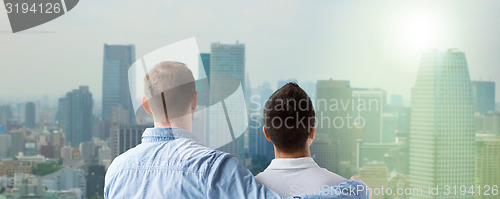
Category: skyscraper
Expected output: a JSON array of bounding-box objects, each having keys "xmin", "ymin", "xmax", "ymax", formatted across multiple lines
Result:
[
  {"xmin": 0, "ymin": 105, "xmax": 13, "ymax": 126},
  {"xmin": 0, "ymin": 133, "xmax": 11, "ymax": 157},
  {"xmin": 63, "ymin": 86, "xmax": 94, "ymax": 147},
  {"xmin": 24, "ymin": 102, "xmax": 35, "ymax": 129},
  {"xmin": 197, "ymin": 53, "xmax": 211, "ymax": 107},
  {"xmin": 102, "ymin": 44, "xmax": 136, "ymax": 138},
  {"xmin": 199, "ymin": 53, "xmax": 211, "ymax": 80},
  {"xmin": 9, "ymin": 131, "xmax": 25, "ymax": 157},
  {"xmin": 209, "ymin": 42, "xmax": 246, "ymax": 162},
  {"xmin": 110, "ymin": 124, "xmax": 149, "ymax": 160},
  {"xmin": 357, "ymin": 162, "xmax": 389, "ymax": 199},
  {"xmin": 312, "ymin": 79, "xmax": 355, "ymax": 177},
  {"xmin": 248, "ymin": 113, "xmax": 274, "ymax": 159},
  {"xmin": 352, "ymin": 88, "xmax": 386, "ymax": 144},
  {"xmin": 474, "ymin": 133, "xmax": 500, "ymax": 198},
  {"xmin": 471, "ymin": 81, "xmax": 495, "ymax": 115},
  {"xmin": 409, "ymin": 49, "xmax": 475, "ymax": 198}
]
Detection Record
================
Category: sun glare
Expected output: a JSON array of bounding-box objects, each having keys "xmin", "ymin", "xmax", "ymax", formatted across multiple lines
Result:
[{"xmin": 399, "ymin": 12, "xmax": 440, "ymax": 51}]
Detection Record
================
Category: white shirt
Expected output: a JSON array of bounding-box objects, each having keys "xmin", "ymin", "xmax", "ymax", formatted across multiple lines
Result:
[{"xmin": 255, "ymin": 157, "xmax": 347, "ymax": 197}]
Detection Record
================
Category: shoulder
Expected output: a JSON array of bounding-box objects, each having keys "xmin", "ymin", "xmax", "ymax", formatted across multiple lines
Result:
[
  {"xmin": 254, "ymin": 169, "xmax": 269, "ymax": 183},
  {"xmin": 317, "ymin": 168, "xmax": 347, "ymax": 181}
]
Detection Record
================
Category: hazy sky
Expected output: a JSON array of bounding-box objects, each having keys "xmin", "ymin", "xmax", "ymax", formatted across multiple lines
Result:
[{"xmin": 1, "ymin": 0, "xmax": 499, "ymax": 105}]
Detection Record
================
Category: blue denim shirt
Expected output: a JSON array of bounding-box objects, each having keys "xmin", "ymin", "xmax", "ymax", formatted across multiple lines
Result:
[{"xmin": 104, "ymin": 127, "xmax": 369, "ymax": 198}]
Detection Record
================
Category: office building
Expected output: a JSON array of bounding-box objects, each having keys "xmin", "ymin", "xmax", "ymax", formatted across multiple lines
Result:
[
  {"xmin": 409, "ymin": 49, "xmax": 475, "ymax": 198},
  {"xmin": 352, "ymin": 88, "xmax": 386, "ymax": 143},
  {"xmin": 475, "ymin": 112, "xmax": 500, "ymax": 135},
  {"xmin": 312, "ymin": 79, "xmax": 354, "ymax": 177},
  {"xmin": 24, "ymin": 102, "xmax": 36, "ymax": 129},
  {"xmin": 208, "ymin": 42, "xmax": 246, "ymax": 162},
  {"xmin": 197, "ymin": 53, "xmax": 211, "ymax": 107},
  {"xmin": 0, "ymin": 133, "xmax": 11, "ymax": 157},
  {"xmin": 110, "ymin": 124, "xmax": 149, "ymax": 160},
  {"xmin": 102, "ymin": 44, "xmax": 136, "ymax": 138},
  {"xmin": 471, "ymin": 81, "xmax": 495, "ymax": 115},
  {"xmin": 62, "ymin": 86, "xmax": 94, "ymax": 147},
  {"xmin": 0, "ymin": 105, "xmax": 13, "ymax": 126},
  {"xmin": 200, "ymin": 53, "xmax": 211, "ymax": 79},
  {"xmin": 57, "ymin": 97, "xmax": 66, "ymax": 130},
  {"xmin": 9, "ymin": 131, "xmax": 25, "ymax": 157},
  {"xmin": 82, "ymin": 164, "xmax": 106, "ymax": 198},
  {"xmin": 358, "ymin": 162, "xmax": 389, "ymax": 199},
  {"xmin": 475, "ymin": 134, "xmax": 500, "ymax": 198}
]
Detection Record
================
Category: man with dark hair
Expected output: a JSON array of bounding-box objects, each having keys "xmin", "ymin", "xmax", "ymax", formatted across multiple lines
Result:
[
  {"xmin": 256, "ymin": 83, "xmax": 347, "ymax": 197},
  {"xmin": 105, "ymin": 62, "xmax": 368, "ymax": 198}
]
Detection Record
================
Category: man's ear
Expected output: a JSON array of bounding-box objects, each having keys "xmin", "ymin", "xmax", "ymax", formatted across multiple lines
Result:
[
  {"xmin": 142, "ymin": 97, "xmax": 152, "ymax": 115},
  {"xmin": 262, "ymin": 126, "xmax": 272, "ymax": 142},
  {"xmin": 309, "ymin": 126, "xmax": 316, "ymax": 140},
  {"xmin": 191, "ymin": 92, "xmax": 198, "ymax": 111}
]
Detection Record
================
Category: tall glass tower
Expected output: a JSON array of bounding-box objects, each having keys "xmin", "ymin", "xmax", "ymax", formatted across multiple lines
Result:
[
  {"xmin": 64, "ymin": 86, "xmax": 94, "ymax": 147},
  {"xmin": 102, "ymin": 44, "xmax": 136, "ymax": 138},
  {"xmin": 208, "ymin": 42, "xmax": 246, "ymax": 163},
  {"xmin": 409, "ymin": 49, "xmax": 475, "ymax": 198},
  {"xmin": 312, "ymin": 79, "xmax": 355, "ymax": 178},
  {"xmin": 471, "ymin": 81, "xmax": 495, "ymax": 115}
]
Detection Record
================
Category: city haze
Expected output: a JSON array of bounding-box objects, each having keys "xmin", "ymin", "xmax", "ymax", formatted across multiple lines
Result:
[{"xmin": 1, "ymin": 0, "xmax": 500, "ymax": 104}]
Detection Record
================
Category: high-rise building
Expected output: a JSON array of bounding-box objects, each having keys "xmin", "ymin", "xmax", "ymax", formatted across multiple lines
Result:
[
  {"xmin": 247, "ymin": 113, "xmax": 274, "ymax": 174},
  {"xmin": 312, "ymin": 79, "xmax": 355, "ymax": 177},
  {"xmin": 248, "ymin": 113, "xmax": 274, "ymax": 159},
  {"xmin": 208, "ymin": 42, "xmax": 246, "ymax": 162},
  {"xmin": 9, "ymin": 131, "xmax": 25, "ymax": 157},
  {"xmin": 0, "ymin": 105, "xmax": 13, "ymax": 126},
  {"xmin": 200, "ymin": 53, "xmax": 211, "ymax": 80},
  {"xmin": 197, "ymin": 53, "xmax": 211, "ymax": 107},
  {"xmin": 475, "ymin": 112, "xmax": 500, "ymax": 135},
  {"xmin": 471, "ymin": 81, "xmax": 495, "ymax": 115},
  {"xmin": 82, "ymin": 164, "xmax": 106, "ymax": 198},
  {"xmin": 63, "ymin": 86, "xmax": 94, "ymax": 147},
  {"xmin": 110, "ymin": 124, "xmax": 149, "ymax": 160},
  {"xmin": 381, "ymin": 113, "xmax": 397, "ymax": 143},
  {"xmin": 409, "ymin": 49, "xmax": 475, "ymax": 198},
  {"xmin": 357, "ymin": 162, "xmax": 389, "ymax": 199},
  {"xmin": 475, "ymin": 133, "xmax": 500, "ymax": 198},
  {"xmin": 57, "ymin": 97, "xmax": 66, "ymax": 130},
  {"xmin": 352, "ymin": 88, "xmax": 386, "ymax": 143},
  {"xmin": 0, "ymin": 133, "xmax": 11, "ymax": 157},
  {"xmin": 24, "ymin": 102, "xmax": 36, "ymax": 129},
  {"xmin": 102, "ymin": 44, "xmax": 136, "ymax": 138}
]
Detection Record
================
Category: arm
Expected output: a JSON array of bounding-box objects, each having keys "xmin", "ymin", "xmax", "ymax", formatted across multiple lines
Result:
[{"xmin": 206, "ymin": 153, "xmax": 370, "ymax": 199}]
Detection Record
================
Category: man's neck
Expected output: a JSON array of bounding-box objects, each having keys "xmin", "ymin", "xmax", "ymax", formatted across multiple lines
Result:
[
  {"xmin": 274, "ymin": 148, "xmax": 311, "ymax": 159},
  {"xmin": 153, "ymin": 114, "xmax": 193, "ymax": 132}
]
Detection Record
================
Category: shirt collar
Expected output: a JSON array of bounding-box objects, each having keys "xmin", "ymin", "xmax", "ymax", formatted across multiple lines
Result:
[
  {"xmin": 141, "ymin": 127, "xmax": 199, "ymax": 143},
  {"xmin": 265, "ymin": 157, "xmax": 320, "ymax": 170}
]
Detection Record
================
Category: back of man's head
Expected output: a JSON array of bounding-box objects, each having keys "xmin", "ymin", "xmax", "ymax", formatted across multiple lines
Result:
[
  {"xmin": 264, "ymin": 83, "xmax": 315, "ymax": 153},
  {"xmin": 144, "ymin": 61, "xmax": 195, "ymax": 122}
]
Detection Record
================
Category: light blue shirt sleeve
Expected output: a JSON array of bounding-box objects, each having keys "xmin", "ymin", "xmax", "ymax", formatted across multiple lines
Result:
[{"xmin": 206, "ymin": 154, "xmax": 370, "ymax": 199}]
